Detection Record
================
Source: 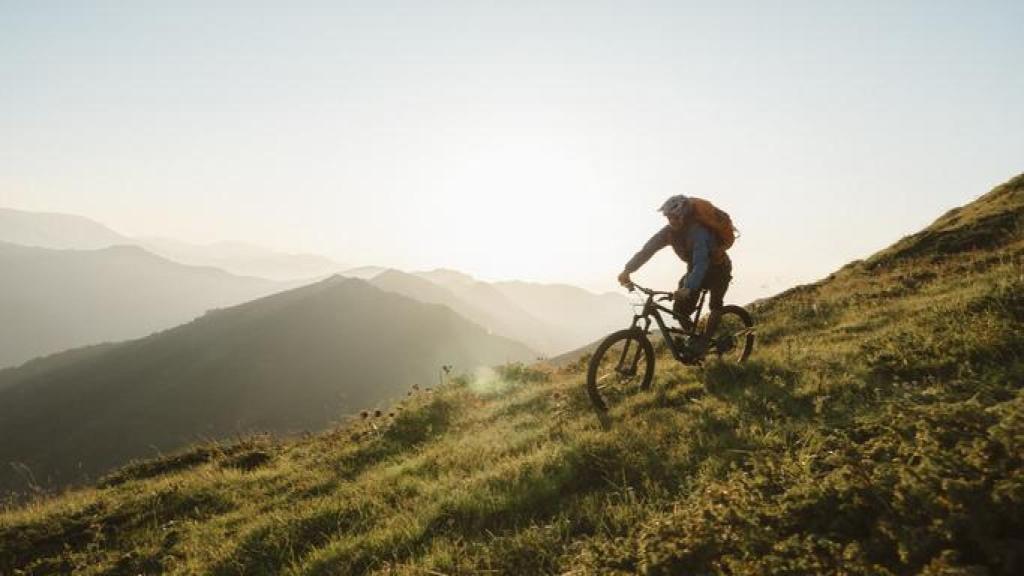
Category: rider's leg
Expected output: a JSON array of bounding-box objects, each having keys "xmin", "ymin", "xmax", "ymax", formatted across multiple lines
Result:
[
  {"xmin": 704, "ymin": 309, "xmax": 723, "ymax": 339},
  {"xmin": 672, "ymin": 275, "xmax": 700, "ymax": 331},
  {"xmin": 691, "ymin": 263, "xmax": 733, "ymax": 354}
]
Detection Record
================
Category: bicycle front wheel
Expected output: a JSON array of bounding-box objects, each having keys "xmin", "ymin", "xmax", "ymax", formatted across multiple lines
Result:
[{"xmin": 586, "ymin": 329, "xmax": 655, "ymax": 412}]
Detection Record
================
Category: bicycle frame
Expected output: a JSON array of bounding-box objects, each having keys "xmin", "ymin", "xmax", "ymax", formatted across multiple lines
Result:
[{"xmin": 627, "ymin": 284, "xmax": 706, "ymax": 363}]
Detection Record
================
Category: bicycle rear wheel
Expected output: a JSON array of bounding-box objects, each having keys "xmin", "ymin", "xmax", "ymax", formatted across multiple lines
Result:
[
  {"xmin": 707, "ymin": 305, "xmax": 754, "ymax": 363},
  {"xmin": 586, "ymin": 329, "xmax": 655, "ymax": 412}
]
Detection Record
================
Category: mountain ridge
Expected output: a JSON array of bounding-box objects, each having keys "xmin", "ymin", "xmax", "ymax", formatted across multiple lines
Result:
[
  {"xmin": 0, "ymin": 207, "xmax": 346, "ymax": 281},
  {"xmin": 0, "ymin": 241, "xmax": 290, "ymax": 369},
  {"xmin": 0, "ymin": 207, "xmax": 126, "ymax": 249}
]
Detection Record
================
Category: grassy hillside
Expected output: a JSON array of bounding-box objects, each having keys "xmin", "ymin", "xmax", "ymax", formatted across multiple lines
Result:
[
  {"xmin": 0, "ymin": 277, "xmax": 535, "ymax": 495},
  {"xmin": 2, "ymin": 175, "xmax": 1022, "ymax": 575}
]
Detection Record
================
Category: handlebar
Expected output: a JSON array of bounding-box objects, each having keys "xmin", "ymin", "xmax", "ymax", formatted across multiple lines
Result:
[{"xmin": 624, "ymin": 282, "xmax": 674, "ymax": 300}]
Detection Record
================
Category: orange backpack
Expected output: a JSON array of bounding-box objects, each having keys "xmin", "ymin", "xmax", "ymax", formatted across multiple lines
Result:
[{"xmin": 688, "ymin": 197, "xmax": 737, "ymax": 253}]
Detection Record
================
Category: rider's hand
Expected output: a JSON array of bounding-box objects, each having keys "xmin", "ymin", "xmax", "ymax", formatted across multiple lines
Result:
[
  {"xmin": 617, "ymin": 271, "xmax": 632, "ymax": 288},
  {"xmin": 674, "ymin": 287, "xmax": 692, "ymax": 302}
]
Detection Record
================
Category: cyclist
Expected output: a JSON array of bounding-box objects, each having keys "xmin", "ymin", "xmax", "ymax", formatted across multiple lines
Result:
[{"xmin": 617, "ymin": 195, "xmax": 733, "ymax": 355}]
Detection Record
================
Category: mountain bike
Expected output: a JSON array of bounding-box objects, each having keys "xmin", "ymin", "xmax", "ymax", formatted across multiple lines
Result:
[{"xmin": 586, "ymin": 282, "xmax": 754, "ymax": 412}]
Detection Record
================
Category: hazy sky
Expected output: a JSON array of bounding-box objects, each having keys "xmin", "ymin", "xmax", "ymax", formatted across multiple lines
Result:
[{"xmin": 2, "ymin": 1, "xmax": 1022, "ymax": 303}]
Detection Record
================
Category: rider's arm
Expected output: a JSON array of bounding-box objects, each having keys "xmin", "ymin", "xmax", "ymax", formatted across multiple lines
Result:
[
  {"xmin": 683, "ymin": 226, "xmax": 712, "ymax": 290},
  {"xmin": 623, "ymin": 226, "xmax": 671, "ymax": 274}
]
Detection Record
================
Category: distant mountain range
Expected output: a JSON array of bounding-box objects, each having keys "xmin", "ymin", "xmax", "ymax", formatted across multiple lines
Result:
[
  {"xmin": 134, "ymin": 237, "xmax": 345, "ymax": 281},
  {"xmin": 0, "ymin": 207, "xmax": 125, "ymax": 249},
  {"xmin": 340, "ymin": 265, "xmax": 391, "ymax": 279},
  {"xmin": 420, "ymin": 270, "xmax": 630, "ymax": 356},
  {"xmin": 1, "ymin": 206, "xmax": 629, "ymax": 362},
  {"xmin": 0, "ymin": 241, "xmax": 290, "ymax": 368},
  {"xmin": 357, "ymin": 268, "xmax": 630, "ymax": 356},
  {"xmin": 492, "ymin": 279, "xmax": 633, "ymax": 354},
  {"xmin": 0, "ymin": 207, "xmax": 346, "ymax": 280},
  {"xmin": 0, "ymin": 276, "xmax": 535, "ymax": 493},
  {"xmin": 368, "ymin": 269, "xmax": 561, "ymax": 354}
]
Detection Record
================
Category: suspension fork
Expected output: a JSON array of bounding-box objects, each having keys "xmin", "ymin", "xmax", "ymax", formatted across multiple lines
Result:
[
  {"xmin": 617, "ymin": 315, "xmax": 651, "ymax": 374},
  {"xmin": 630, "ymin": 313, "xmax": 652, "ymax": 335}
]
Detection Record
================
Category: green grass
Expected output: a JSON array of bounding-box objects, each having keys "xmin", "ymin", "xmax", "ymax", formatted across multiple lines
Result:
[{"xmin": 2, "ymin": 174, "xmax": 1023, "ymax": 575}]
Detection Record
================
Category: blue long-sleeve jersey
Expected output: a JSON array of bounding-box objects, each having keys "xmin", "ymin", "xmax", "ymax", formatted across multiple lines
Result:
[{"xmin": 623, "ymin": 223, "xmax": 725, "ymax": 290}]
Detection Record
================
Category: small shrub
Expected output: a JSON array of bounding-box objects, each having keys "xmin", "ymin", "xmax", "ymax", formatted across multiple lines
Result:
[
  {"xmin": 384, "ymin": 394, "xmax": 456, "ymax": 447},
  {"xmin": 495, "ymin": 362, "xmax": 551, "ymax": 384}
]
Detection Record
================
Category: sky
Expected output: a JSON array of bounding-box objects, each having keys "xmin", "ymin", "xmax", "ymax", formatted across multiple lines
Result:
[{"xmin": 2, "ymin": 1, "xmax": 1022, "ymax": 303}]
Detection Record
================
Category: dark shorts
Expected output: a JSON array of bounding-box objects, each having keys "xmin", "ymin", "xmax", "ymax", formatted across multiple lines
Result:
[{"xmin": 673, "ymin": 261, "xmax": 732, "ymax": 319}]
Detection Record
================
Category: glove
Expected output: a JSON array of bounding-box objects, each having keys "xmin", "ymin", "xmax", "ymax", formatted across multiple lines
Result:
[
  {"xmin": 617, "ymin": 271, "xmax": 633, "ymax": 288},
  {"xmin": 674, "ymin": 287, "xmax": 692, "ymax": 302}
]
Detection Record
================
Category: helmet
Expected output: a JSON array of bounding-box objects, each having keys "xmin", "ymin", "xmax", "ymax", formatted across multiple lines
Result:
[{"xmin": 658, "ymin": 195, "xmax": 689, "ymax": 218}]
